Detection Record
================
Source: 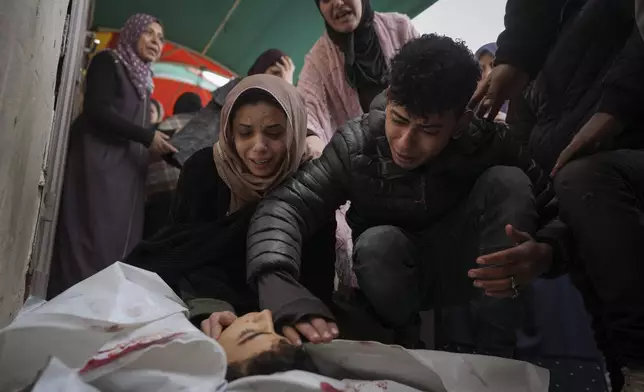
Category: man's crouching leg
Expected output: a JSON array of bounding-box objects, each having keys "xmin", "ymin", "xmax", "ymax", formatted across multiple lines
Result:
[{"xmin": 353, "ymin": 225, "xmax": 424, "ymax": 347}]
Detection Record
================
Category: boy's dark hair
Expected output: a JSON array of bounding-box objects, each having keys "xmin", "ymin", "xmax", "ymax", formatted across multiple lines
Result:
[
  {"xmin": 388, "ymin": 34, "xmax": 481, "ymax": 119},
  {"xmin": 226, "ymin": 341, "xmax": 317, "ymax": 382}
]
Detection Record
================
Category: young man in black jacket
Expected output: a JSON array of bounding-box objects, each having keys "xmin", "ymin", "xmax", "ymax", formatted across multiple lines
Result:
[{"xmin": 245, "ymin": 35, "xmax": 560, "ymax": 355}]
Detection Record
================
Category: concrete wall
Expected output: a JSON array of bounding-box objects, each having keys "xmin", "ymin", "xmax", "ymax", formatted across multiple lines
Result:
[{"xmin": 0, "ymin": 0, "xmax": 70, "ymax": 327}]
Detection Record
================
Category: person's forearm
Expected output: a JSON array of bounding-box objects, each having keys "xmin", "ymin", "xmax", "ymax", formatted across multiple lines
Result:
[
  {"xmin": 495, "ymin": 0, "xmax": 568, "ymax": 78},
  {"xmin": 85, "ymin": 102, "xmax": 155, "ymax": 146},
  {"xmin": 186, "ymin": 298, "xmax": 235, "ymax": 327},
  {"xmin": 257, "ymin": 271, "xmax": 334, "ymax": 330},
  {"xmin": 534, "ymin": 218, "xmax": 571, "ymax": 278},
  {"xmin": 598, "ymin": 28, "xmax": 644, "ymax": 124},
  {"xmin": 247, "ymin": 132, "xmax": 351, "ymax": 283}
]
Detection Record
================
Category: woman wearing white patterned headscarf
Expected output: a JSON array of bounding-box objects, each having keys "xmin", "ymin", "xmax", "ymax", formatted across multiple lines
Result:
[{"xmin": 48, "ymin": 14, "xmax": 174, "ymax": 297}]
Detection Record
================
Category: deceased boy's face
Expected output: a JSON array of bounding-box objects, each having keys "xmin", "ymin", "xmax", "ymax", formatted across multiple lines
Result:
[{"xmin": 218, "ymin": 309, "xmax": 289, "ymax": 365}]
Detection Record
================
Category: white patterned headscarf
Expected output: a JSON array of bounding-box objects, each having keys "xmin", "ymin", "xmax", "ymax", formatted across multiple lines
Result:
[{"xmin": 111, "ymin": 13, "xmax": 160, "ymax": 98}]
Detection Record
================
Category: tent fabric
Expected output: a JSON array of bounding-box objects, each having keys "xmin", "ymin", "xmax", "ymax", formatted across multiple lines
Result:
[{"xmin": 92, "ymin": 0, "xmax": 437, "ymax": 76}]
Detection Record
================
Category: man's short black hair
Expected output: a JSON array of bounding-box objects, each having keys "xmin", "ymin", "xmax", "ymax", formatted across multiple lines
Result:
[
  {"xmin": 225, "ymin": 341, "xmax": 317, "ymax": 382},
  {"xmin": 388, "ymin": 34, "xmax": 481, "ymax": 119}
]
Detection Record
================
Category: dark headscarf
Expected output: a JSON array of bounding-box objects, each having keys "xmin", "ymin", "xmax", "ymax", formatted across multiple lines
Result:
[
  {"xmin": 314, "ymin": 0, "xmax": 388, "ymax": 91},
  {"xmin": 474, "ymin": 42, "xmax": 498, "ymax": 60},
  {"xmin": 247, "ymin": 49, "xmax": 287, "ymax": 76},
  {"xmin": 173, "ymin": 92, "xmax": 203, "ymax": 114}
]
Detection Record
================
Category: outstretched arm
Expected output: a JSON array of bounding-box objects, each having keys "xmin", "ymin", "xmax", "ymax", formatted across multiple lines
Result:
[{"xmin": 246, "ymin": 130, "xmax": 353, "ymax": 283}]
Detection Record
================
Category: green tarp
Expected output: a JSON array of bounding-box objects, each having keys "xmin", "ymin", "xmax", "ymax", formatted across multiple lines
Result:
[{"xmin": 93, "ymin": 0, "xmax": 436, "ymax": 75}]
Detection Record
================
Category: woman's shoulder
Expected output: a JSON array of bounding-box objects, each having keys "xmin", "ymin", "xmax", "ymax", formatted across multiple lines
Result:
[
  {"xmin": 86, "ymin": 50, "xmax": 122, "ymax": 81},
  {"xmin": 302, "ymin": 34, "xmax": 337, "ymax": 70},
  {"xmin": 90, "ymin": 50, "xmax": 118, "ymax": 68},
  {"xmin": 300, "ymin": 35, "xmax": 344, "ymax": 86},
  {"xmin": 183, "ymin": 147, "xmax": 217, "ymax": 171},
  {"xmin": 374, "ymin": 12, "xmax": 415, "ymax": 38},
  {"xmin": 374, "ymin": 11, "xmax": 413, "ymax": 27},
  {"xmin": 181, "ymin": 147, "xmax": 227, "ymax": 195},
  {"xmin": 374, "ymin": 12, "xmax": 417, "ymax": 52}
]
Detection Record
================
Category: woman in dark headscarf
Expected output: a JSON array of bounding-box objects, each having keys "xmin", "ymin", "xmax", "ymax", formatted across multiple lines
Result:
[
  {"xmin": 168, "ymin": 48, "xmax": 296, "ymax": 167},
  {"xmin": 48, "ymin": 13, "xmax": 174, "ymax": 297},
  {"xmin": 299, "ymin": 0, "xmax": 418, "ymax": 291},
  {"xmin": 474, "ymin": 43, "xmax": 508, "ymax": 121},
  {"xmin": 248, "ymin": 48, "xmax": 296, "ymax": 85},
  {"xmin": 474, "ymin": 43, "xmax": 498, "ymax": 81},
  {"xmin": 300, "ymin": 0, "xmax": 418, "ymax": 148}
]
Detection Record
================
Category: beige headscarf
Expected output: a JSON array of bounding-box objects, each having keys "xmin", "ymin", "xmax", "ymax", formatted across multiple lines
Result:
[{"xmin": 213, "ymin": 74, "xmax": 311, "ymax": 213}]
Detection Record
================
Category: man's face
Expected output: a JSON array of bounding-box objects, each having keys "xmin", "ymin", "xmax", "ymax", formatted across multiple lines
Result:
[{"xmin": 385, "ymin": 101, "xmax": 465, "ymax": 170}]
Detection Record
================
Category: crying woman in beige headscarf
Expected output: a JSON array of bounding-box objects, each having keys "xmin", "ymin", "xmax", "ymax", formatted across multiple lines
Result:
[
  {"xmin": 214, "ymin": 74, "xmax": 312, "ymax": 213},
  {"xmin": 125, "ymin": 74, "xmax": 339, "ymax": 363}
]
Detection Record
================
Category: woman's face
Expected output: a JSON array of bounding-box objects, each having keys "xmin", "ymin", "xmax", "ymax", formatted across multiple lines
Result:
[
  {"xmin": 137, "ymin": 22, "xmax": 164, "ymax": 62},
  {"xmin": 218, "ymin": 310, "xmax": 289, "ymax": 365},
  {"xmin": 150, "ymin": 102, "xmax": 161, "ymax": 124},
  {"xmin": 232, "ymin": 100, "xmax": 288, "ymax": 178},
  {"xmin": 478, "ymin": 52, "xmax": 495, "ymax": 79},
  {"xmin": 319, "ymin": 0, "xmax": 362, "ymax": 33}
]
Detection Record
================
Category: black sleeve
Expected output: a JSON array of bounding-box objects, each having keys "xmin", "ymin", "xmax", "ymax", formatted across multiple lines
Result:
[
  {"xmin": 300, "ymin": 219, "xmax": 337, "ymax": 307},
  {"xmin": 167, "ymin": 148, "xmax": 222, "ymax": 225},
  {"xmin": 246, "ymin": 130, "xmax": 353, "ymax": 284},
  {"xmin": 534, "ymin": 218, "xmax": 572, "ymax": 278},
  {"xmin": 495, "ymin": 0, "xmax": 568, "ymax": 79},
  {"xmin": 185, "ymin": 298, "xmax": 236, "ymax": 328},
  {"xmin": 478, "ymin": 120, "xmax": 548, "ymax": 195},
  {"xmin": 504, "ymin": 142, "xmax": 547, "ymax": 196},
  {"xmin": 83, "ymin": 51, "xmax": 155, "ymax": 146},
  {"xmin": 258, "ymin": 271, "xmax": 335, "ymax": 332},
  {"xmin": 598, "ymin": 28, "xmax": 644, "ymax": 123}
]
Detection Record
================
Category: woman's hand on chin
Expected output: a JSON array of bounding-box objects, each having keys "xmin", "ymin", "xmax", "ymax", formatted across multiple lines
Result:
[{"xmin": 282, "ymin": 317, "xmax": 339, "ymax": 346}]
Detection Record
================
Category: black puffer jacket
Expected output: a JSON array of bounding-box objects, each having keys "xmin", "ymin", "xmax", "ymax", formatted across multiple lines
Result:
[{"xmin": 246, "ymin": 96, "xmax": 555, "ymax": 284}]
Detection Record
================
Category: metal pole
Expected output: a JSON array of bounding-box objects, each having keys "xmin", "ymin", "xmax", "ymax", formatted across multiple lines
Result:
[{"xmin": 201, "ymin": 0, "xmax": 242, "ymax": 55}]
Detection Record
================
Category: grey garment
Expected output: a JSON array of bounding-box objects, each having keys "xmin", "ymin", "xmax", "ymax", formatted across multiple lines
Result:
[
  {"xmin": 183, "ymin": 297, "xmax": 235, "ymax": 327},
  {"xmin": 169, "ymin": 79, "xmax": 241, "ymax": 166},
  {"xmin": 48, "ymin": 69, "xmax": 149, "ymax": 298},
  {"xmin": 352, "ymin": 166, "xmax": 537, "ymax": 356},
  {"xmin": 157, "ymin": 113, "xmax": 196, "ymax": 133}
]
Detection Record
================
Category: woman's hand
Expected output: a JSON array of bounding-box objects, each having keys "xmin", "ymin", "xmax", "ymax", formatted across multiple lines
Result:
[
  {"xmin": 149, "ymin": 131, "xmax": 178, "ymax": 155},
  {"xmin": 282, "ymin": 317, "xmax": 339, "ymax": 346},
  {"xmin": 200, "ymin": 311, "xmax": 237, "ymax": 340},
  {"xmin": 277, "ymin": 56, "xmax": 296, "ymax": 85},
  {"xmin": 468, "ymin": 224, "xmax": 553, "ymax": 298},
  {"xmin": 267, "ymin": 56, "xmax": 296, "ymax": 85},
  {"xmin": 306, "ymin": 135, "xmax": 326, "ymax": 159}
]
